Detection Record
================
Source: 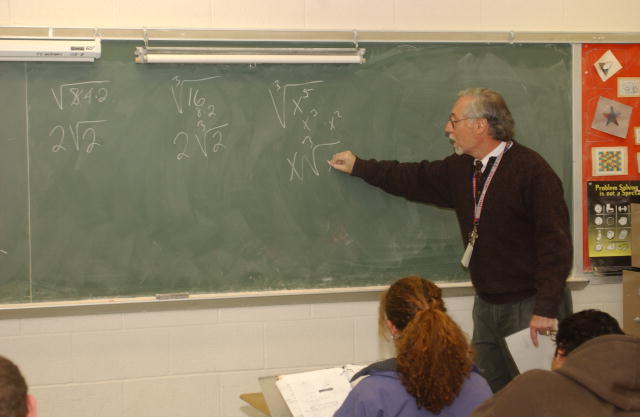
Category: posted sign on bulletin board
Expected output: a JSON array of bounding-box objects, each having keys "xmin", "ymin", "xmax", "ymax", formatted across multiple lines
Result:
[
  {"xmin": 585, "ymin": 181, "xmax": 639, "ymax": 270},
  {"xmin": 583, "ymin": 44, "xmax": 640, "ymax": 271}
]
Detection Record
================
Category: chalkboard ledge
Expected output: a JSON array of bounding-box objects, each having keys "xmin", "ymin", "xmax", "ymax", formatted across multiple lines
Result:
[{"xmin": 0, "ymin": 277, "xmax": 591, "ymax": 314}]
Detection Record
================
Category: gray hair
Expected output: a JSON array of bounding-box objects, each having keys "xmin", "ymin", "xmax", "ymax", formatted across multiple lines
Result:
[{"xmin": 458, "ymin": 88, "xmax": 515, "ymax": 141}]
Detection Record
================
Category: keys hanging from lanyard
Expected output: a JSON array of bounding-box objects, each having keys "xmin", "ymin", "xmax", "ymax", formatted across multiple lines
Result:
[
  {"xmin": 461, "ymin": 223, "xmax": 478, "ymax": 268},
  {"xmin": 468, "ymin": 224, "xmax": 478, "ymax": 246}
]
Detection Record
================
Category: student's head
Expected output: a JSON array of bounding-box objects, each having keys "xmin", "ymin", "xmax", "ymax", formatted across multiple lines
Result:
[
  {"xmin": 457, "ymin": 87, "xmax": 515, "ymax": 142},
  {"xmin": 0, "ymin": 356, "xmax": 35, "ymax": 417},
  {"xmin": 551, "ymin": 309, "xmax": 624, "ymax": 370},
  {"xmin": 379, "ymin": 276, "xmax": 473, "ymax": 413},
  {"xmin": 380, "ymin": 275, "xmax": 446, "ymax": 333}
]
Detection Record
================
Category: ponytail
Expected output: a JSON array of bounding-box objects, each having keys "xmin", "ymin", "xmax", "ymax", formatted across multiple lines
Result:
[
  {"xmin": 395, "ymin": 308, "xmax": 473, "ymax": 413},
  {"xmin": 380, "ymin": 276, "xmax": 473, "ymax": 413}
]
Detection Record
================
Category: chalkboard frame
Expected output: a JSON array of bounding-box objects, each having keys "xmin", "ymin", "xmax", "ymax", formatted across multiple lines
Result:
[{"xmin": 0, "ymin": 41, "xmax": 574, "ymax": 305}]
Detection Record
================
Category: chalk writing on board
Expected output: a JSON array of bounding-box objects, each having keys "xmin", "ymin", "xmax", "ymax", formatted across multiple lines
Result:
[
  {"xmin": 50, "ymin": 80, "xmax": 110, "ymax": 110},
  {"xmin": 170, "ymin": 75, "xmax": 230, "ymax": 160},
  {"xmin": 172, "ymin": 123, "xmax": 229, "ymax": 160},
  {"xmin": 47, "ymin": 80, "xmax": 111, "ymax": 153},
  {"xmin": 287, "ymin": 140, "xmax": 341, "ymax": 182},
  {"xmin": 271, "ymin": 80, "xmax": 346, "ymax": 182},
  {"xmin": 268, "ymin": 80, "xmax": 324, "ymax": 128},
  {"xmin": 49, "ymin": 120, "xmax": 107, "ymax": 153},
  {"xmin": 170, "ymin": 75, "xmax": 222, "ymax": 115},
  {"xmin": 328, "ymin": 110, "xmax": 343, "ymax": 130}
]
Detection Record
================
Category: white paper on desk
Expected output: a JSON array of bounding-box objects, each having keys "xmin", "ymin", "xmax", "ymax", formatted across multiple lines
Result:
[
  {"xmin": 505, "ymin": 327, "xmax": 555, "ymax": 373},
  {"xmin": 275, "ymin": 367, "xmax": 356, "ymax": 417},
  {"xmin": 341, "ymin": 364, "xmax": 365, "ymax": 385}
]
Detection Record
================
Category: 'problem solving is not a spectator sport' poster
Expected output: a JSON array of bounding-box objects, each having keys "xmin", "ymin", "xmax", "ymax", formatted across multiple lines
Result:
[{"xmin": 586, "ymin": 181, "xmax": 640, "ymax": 271}]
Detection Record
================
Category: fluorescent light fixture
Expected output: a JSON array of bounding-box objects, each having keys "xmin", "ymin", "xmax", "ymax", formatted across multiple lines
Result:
[
  {"xmin": 0, "ymin": 39, "xmax": 101, "ymax": 62},
  {"xmin": 134, "ymin": 46, "xmax": 366, "ymax": 64}
]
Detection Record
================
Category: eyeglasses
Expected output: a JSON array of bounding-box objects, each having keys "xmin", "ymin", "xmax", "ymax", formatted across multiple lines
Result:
[{"xmin": 448, "ymin": 115, "xmax": 478, "ymax": 128}]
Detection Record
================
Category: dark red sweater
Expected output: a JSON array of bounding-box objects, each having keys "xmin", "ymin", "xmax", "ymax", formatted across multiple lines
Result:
[{"xmin": 352, "ymin": 142, "xmax": 572, "ymax": 317}]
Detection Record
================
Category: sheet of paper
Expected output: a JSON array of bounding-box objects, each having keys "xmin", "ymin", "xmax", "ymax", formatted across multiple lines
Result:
[
  {"xmin": 340, "ymin": 364, "xmax": 365, "ymax": 383},
  {"xmin": 275, "ymin": 367, "xmax": 353, "ymax": 417},
  {"xmin": 505, "ymin": 327, "xmax": 555, "ymax": 373}
]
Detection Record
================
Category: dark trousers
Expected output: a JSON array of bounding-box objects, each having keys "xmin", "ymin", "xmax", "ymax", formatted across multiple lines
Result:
[{"xmin": 471, "ymin": 288, "xmax": 573, "ymax": 393}]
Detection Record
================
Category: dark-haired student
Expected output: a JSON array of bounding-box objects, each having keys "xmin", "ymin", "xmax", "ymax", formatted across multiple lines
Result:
[
  {"xmin": 471, "ymin": 309, "xmax": 640, "ymax": 417},
  {"xmin": 334, "ymin": 276, "xmax": 492, "ymax": 417},
  {"xmin": 0, "ymin": 355, "xmax": 36, "ymax": 417}
]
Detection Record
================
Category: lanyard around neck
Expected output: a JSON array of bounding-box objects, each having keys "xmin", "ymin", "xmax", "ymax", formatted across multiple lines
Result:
[{"xmin": 472, "ymin": 141, "xmax": 512, "ymax": 224}]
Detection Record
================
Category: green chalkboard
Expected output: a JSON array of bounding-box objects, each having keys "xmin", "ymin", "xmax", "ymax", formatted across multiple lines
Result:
[{"xmin": 0, "ymin": 42, "xmax": 572, "ymax": 302}]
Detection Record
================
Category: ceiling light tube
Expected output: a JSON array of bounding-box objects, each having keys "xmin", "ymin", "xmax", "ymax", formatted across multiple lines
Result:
[{"xmin": 134, "ymin": 46, "xmax": 366, "ymax": 64}]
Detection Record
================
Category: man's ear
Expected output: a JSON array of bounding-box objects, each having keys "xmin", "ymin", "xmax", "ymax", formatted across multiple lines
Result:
[
  {"xmin": 26, "ymin": 394, "xmax": 37, "ymax": 417},
  {"xmin": 473, "ymin": 117, "xmax": 490, "ymax": 135}
]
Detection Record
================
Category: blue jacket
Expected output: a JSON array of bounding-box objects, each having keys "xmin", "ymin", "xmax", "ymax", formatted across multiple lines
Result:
[{"xmin": 334, "ymin": 359, "xmax": 492, "ymax": 417}]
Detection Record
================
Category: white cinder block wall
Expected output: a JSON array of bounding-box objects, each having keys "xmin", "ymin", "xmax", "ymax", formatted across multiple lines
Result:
[
  {"xmin": 0, "ymin": 0, "xmax": 635, "ymax": 416},
  {"xmin": 0, "ymin": 284, "xmax": 623, "ymax": 417}
]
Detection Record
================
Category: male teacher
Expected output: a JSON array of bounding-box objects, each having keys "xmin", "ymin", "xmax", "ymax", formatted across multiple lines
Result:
[{"xmin": 328, "ymin": 88, "xmax": 573, "ymax": 392}]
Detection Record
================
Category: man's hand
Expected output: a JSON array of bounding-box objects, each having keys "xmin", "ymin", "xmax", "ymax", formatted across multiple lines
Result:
[
  {"xmin": 328, "ymin": 151, "xmax": 356, "ymax": 174},
  {"xmin": 529, "ymin": 314, "xmax": 557, "ymax": 347}
]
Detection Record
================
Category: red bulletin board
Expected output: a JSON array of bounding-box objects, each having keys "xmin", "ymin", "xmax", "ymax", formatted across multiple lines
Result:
[{"xmin": 582, "ymin": 44, "xmax": 640, "ymax": 271}]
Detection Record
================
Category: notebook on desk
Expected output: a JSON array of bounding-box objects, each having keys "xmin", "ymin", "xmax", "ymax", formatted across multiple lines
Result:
[{"xmin": 258, "ymin": 365, "xmax": 364, "ymax": 417}]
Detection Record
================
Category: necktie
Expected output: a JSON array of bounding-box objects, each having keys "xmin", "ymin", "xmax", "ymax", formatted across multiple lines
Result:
[
  {"xmin": 483, "ymin": 157, "xmax": 497, "ymax": 178},
  {"xmin": 474, "ymin": 157, "xmax": 497, "ymax": 202}
]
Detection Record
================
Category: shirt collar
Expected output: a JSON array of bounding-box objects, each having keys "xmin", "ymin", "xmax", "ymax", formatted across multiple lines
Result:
[{"xmin": 476, "ymin": 141, "xmax": 507, "ymax": 172}]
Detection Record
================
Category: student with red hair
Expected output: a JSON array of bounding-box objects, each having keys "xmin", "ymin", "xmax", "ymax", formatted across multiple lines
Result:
[{"xmin": 334, "ymin": 276, "xmax": 492, "ymax": 417}]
